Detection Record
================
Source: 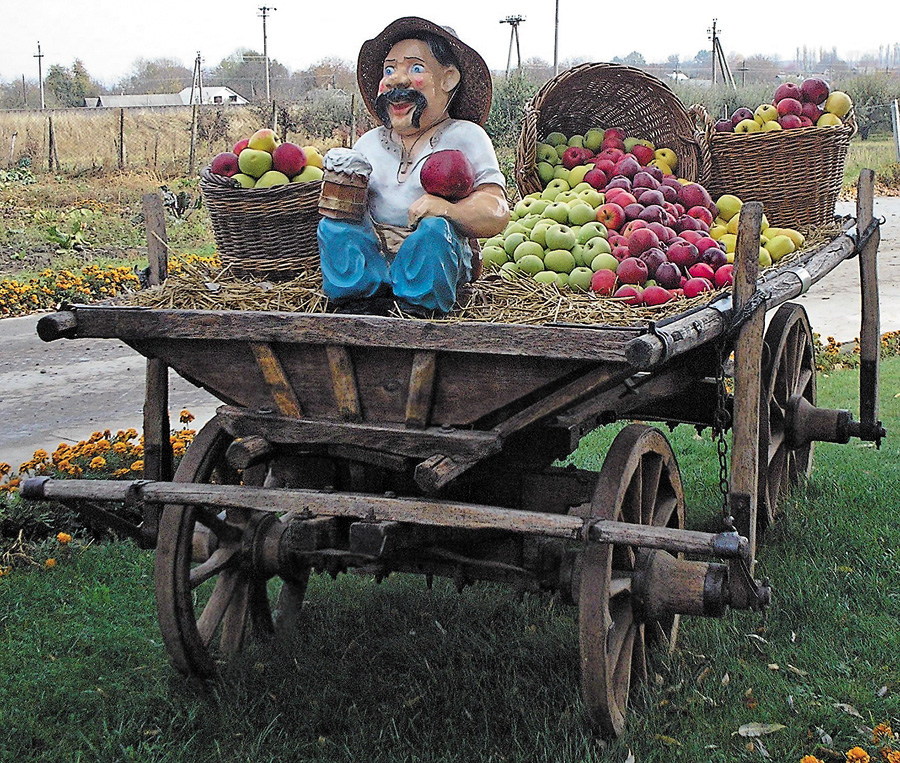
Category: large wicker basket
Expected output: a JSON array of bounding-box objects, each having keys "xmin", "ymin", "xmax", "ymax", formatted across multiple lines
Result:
[
  {"xmin": 691, "ymin": 104, "xmax": 855, "ymax": 229},
  {"xmin": 199, "ymin": 166, "xmax": 322, "ymax": 280},
  {"xmin": 515, "ymin": 62, "xmax": 706, "ymax": 198}
]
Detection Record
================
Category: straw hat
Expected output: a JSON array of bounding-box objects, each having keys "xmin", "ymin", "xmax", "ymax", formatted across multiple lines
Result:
[{"xmin": 357, "ymin": 17, "xmax": 492, "ymax": 126}]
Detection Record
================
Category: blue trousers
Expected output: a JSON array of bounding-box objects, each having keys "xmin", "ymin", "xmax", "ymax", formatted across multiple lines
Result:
[{"xmin": 317, "ymin": 216, "xmax": 472, "ymax": 314}]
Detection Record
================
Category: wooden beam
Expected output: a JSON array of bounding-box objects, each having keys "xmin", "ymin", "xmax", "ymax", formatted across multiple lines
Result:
[
  {"xmin": 405, "ymin": 351, "xmax": 437, "ymax": 429},
  {"xmin": 249, "ymin": 342, "xmax": 303, "ymax": 418},
  {"xmin": 856, "ymin": 168, "xmax": 881, "ymax": 431},
  {"xmin": 325, "ymin": 345, "xmax": 362, "ymax": 422}
]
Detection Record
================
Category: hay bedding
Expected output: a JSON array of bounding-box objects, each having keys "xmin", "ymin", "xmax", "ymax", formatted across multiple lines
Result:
[{"xmin": 125, "ymin": 223, "xmax": 841, "ymax": 327}]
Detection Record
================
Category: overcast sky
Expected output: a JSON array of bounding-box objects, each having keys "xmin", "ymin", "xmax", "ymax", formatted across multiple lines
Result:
[{"xmin": 3, "ymin": 2, "xmax": 899, "ymax": 86}]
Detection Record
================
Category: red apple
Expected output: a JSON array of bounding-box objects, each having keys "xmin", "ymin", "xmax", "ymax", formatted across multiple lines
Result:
[
  {"xmin": 776, "ymin": 98, "xmax": 803, "ymax": 118},
  {"xmin": 562, "ymin": 146, "xmax": 591, "ymax": 170},
  {"xmin": 714, "ymin": 118, "xmax": 734, "ymax": 132},
  {"xmin": 714, "ymin": 264, "xmax": 734, "ymax": 287},
  {"xmin": 627, "ymin": 227, "xmax": 661, "ymax": 256},
  {"xmin": 622, "ymin": 219, "xmax": 648, "ymax": 236},
  {"xmin": 605, "ymin": 176, "xmax": 633, "ymax": 193},
  {"xmin": 678, "ymin": 183, "xmax": 713, "ymax": 211},
  {"xmin": 598, "ymin": 147, "xmax": 625, "ymax": 163},
  {"xmin": 688, "ymin": 262, "xmax": 715, "ymax": 281},
  {"xmin": 683, "ymin": 277, "xmax": 714, "ymax": 298},
  {"xmin": 687, "ymin": 205, "xmax": 714, "ymax": 226},
  {"xmin": 801, "ymin": 101, "xmax": 823, "ymax": 123},
  {"xmin": 602, "ymin": 136, "xmax": 626, "ymax": 152},
  {"xmin": 614, "ymin": 156, "xmax": 641, "ymax": 179},
  {"xmin": 773, "ymin": 82, "xmax": 802, "ymax": 103},
  {"xmin": 798, "ymin": 116, "xmax": 814, "ymax": 128},
  {"xmin": 655, "ymin": 261, "xmax": 682, "ymax": 289},
  {"xmin": 596, "ymin": 203, "xmax": 626, "ymax": 230},
  {"xmin": 638, "ymin": 205, "xmax": 667, "ymax": 224},
  {"xmin": 272, "ymin": 142, "xmax": 307, "ymax": 177},
  {"xmin": 680, "ymin": 230, "xmax": 705, "ymax": 245},
  {"xmin": 593, "ymin": 158, "xmax": 617, "ymax": 176},
  {"xmin": 590, "ymin": 268, "xmax": 617, "ymax": 295},
  {"xmin": 800, "ymin": 78, "xmax": 830, "ymax": 105},
  {"xmin": 583, "ymin": 168, "xmax": 608, "ymax": 189},
  {"xmin": 630, "ymin": 144, "xmax": 656, "ymax": 165},
  {"xmin": 642, "ymin": 284, "xmax": 673, "ymax": 306},
  {"xmin": 624, "ymin": 203, "xmax": 645, "ymax": 221},
  {"xmin": 616, "ymin": 257, "xmax": 649, "ymax": 285},
  {"xmin": 637, "ymin": 188, "xmax": 665, "ymax": 207},
  {"xmin": 647, "ymin": 222, "xmax": 675, "ymax": 243},
  {"xmin": 604, "ymin": 127, "xmax": 627, "ymax": 141},
  {"xmin": 779, "ymin": 114, "xmax": 803, "ymax": 130},
  {"xmin": 701, "ymin": 244, "xmax": 728, "ymax": 270},
  {"xmin": 731, "ymin": 107, "xmax": 754, "ymax": 126},
  {"xmin": 420, "ymin": 149, "xmax": 476, "ymax": 200},
  {"xmin": 210, "ymin": 151, "xmax": 240, "ymax": 177},
  {"xmin": 611, "ymin": 244, "xmax": 631, "ymax": 261},
  {"xmin": 639, "ymin": 247, "xmax": 668, "ymax": 277},
  {"xmin": 633, "ymin": 171, "xmax": 660, "ymax": 191},
  {"xmin": 605, "ymin": 188, "xmax": 636, "ymax": 206},
  {"xmin": 666, "ymin": 241, "xmax": 700, "ymax": 270},
  {"xmin": 613, "ymin": 285, "xmax": 644, "ymax": 305},
  {"xmin": 233, "ymin": 138, "xmax": 250, "ymax": 155}
]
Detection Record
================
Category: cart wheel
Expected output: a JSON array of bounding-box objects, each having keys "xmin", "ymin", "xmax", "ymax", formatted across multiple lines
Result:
[
  {"xmin": 154, "ymin": 416, "xmax": 309, "ymax": 678},
  {"xmin": 758, "ymin": 303, "xmax": 816, "ymax": 529},
  {"xmin": 579, "ymin": 424, "xmax": 685, "ymax": 737}
]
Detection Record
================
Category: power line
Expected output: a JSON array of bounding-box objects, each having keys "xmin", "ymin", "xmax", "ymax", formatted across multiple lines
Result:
[{"xmin": 499, "ymin": 16, "xmax": 525, "ymax": 77}]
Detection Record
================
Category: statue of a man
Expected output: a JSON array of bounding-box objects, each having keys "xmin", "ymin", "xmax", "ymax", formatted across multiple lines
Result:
[{"xmin": 317, "ymin": 17, "xmax": 509, "ymax": 316}]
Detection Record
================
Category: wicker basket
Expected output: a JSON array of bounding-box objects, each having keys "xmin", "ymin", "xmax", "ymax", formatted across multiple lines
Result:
[
  {"xmin": 199, "ymin": 166, "xmax": 322, "ymax": 280},
  {"xmin": 691, "ymin": 104, "xmax": 855, "ymax": 229},
  {"xmin": 515, "ymin": 62, "xmax": 706, "ymax": 198}
]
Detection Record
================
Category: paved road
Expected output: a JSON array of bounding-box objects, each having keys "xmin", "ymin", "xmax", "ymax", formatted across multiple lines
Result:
[{"xmin": 2, "ymin": 198, "xmax": 898, "ymax": 472}]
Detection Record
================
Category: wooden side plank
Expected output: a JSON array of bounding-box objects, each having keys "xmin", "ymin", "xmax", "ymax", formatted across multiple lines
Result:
[
  {"xmin": 856, "ymin": 169, "xmax": 881, "ymax": 429},
  {"xmin": 405, "ymin": 351, "xmax": 437, "ymax": 429},
  {"xmin": 248, "ymin": 342, "xmax": 303, "ymax": 418},
  {"xmin": 325, "ymin": 345, "xmax": 362, "ymax": 422}
]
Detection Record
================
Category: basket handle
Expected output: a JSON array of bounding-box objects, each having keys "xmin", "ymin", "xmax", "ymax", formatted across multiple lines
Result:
[
  {"xmin": 688, "ymin": 103, "xmax": 716, "ymax": 138},
  {"xmin": 199, "ymin": 165, "xmax": 241, "ymax": 188}
]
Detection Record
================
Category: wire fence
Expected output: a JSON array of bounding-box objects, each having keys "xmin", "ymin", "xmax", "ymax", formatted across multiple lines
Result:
[{"xmin": 0, "ymin": 105, "xmax": 335, "ymax": 177}]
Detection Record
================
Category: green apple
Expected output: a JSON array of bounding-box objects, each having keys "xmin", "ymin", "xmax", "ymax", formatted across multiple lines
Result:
[
  {"xmin": 540, "ymin": 178, "xmax": 570, "ymax": 201},
  {"xmin": 542, "ymin": 202, "xmax": 570, "ymax": 224},
  {"xmin": 517, "ymin": 254, "xmax": 545, "ymax": 275},
  {"xmin": 482, "ymin": 235, "xmax": 504, "ymax": 248},
  {"xmin": 519, "ymin": 213, "xmax": 542, "ymax": 230},
  {"xmin": 584, "ymin": 238, "xmax": 613, "ymax": 263},
  {"xmin": 555, "ymin": 272, "xmax": 570, "ymax": 287},
  {"xmin": 554, "ymin": 190, "xmax": 580, "ymax": 205},
  {"xmin": 513, "ymin": 196, "xmax": 550, "ymax": 217},
  {"xmin": 248, "ymin": 128, "xmax": 279, "ymax": 153},
  {"xmin": 817, "ymin": 113, "xmax": 843, "ymax": 126},
  {"xmin": 537, "ymin": 162, "xmax": 556, "ymax": 184},
  {"xmin": 623, "ymin": 136, "xmax": 641, "ymax": 152},
  {"xmin": 568, "ymin": 266, "xmax": 594, "ymax": 292},
  {"xmin": 543, "ymin": 249, "xmax": 576, "ymax": 273},
  {"xmin": 255, "ymin": 170, "xmax": 291, "ymax": 187},
  {"xmin": 291, "ymin": 165, "xmax": 324, "ymax": 182},
  {"xmin": 577, "ymin": 188, "xmax": 605, "ymax": 208},
  {"xmin": 530, "ymin": 222, "xmax": 553, "ymax": 247},
  {"xmin": 504, "ymin": 221, "xmax": 529, "ymax": 237},
  {"xmin": 544, "ymin": 223, "xmax": 577, "ymax": 250},
  {"xmin": 534, "ymin": 270, "xmax": 560, "ymax": 284},
  {"xmin": 552, "ymin": 165, "xmax": 571, "ymax": 182},
  {"xmin": 764, "ymin": 234, "xmax": 795, "ymax": 262},
  {"xmin": 759, "ymin": 248, "xmax": 773, "ymax": 268},
  {"xmin": 567, "ymin": 202, "xmax": 597, "ymax": 227},
  {"xmin": 590, "ymin": 252, "xmax": 619, "ymax": 272},
  {"xmin": 577, "ymin": 221, "xmax": 608, "ymax": 244},
  {"xmin": 545, "ymin": 131, "xmax": 568, "ymax": 146},
  {"xmin": 567, "ymin": 134, "xmax": 585, "ymax": 147},
  {"xmin": 572, "ymin": 182, "xmax": 593, "ymax": 193},
  {"xmin": 500, "ymin": 261, "xmax": 521, "ymax": 280},
  {"xmin": 481, "ymin": 245, "xmax": 509, "ymax": 268},
  {"xmin": 503, "ymin": 232, "xmax": 529, "ymax": 255},
  {"xmin": 513, "ymin": 240, "xmax": 545, "ymax": 263},
  {"xmin": 238, "ymin": 148, "xmax": 273, "ymax": 178},
  {"xmin": 555, "ymin": 144, "xmax": 569, "ymax": 161},
  {"xmin": 232, "ymin": 173, "xmax": 256, "ymax": 188},
  {"xmin": 570, "ymin": 243, "xmax": 586, "ymax": 266},
  {"xmin": 584, "ymin": 128, "xmax": 605, "ymax": 152},
  {"xmin": 536, "ymin": 143, "xmax": 558, "ymax": 164},
  {"xmin": 716, "ymin": 194, "xmax": 743, "ymax": 222}
]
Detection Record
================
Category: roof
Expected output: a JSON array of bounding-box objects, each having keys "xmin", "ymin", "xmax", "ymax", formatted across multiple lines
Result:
[
  {"xmin": 88, "ymin": 93, "xmax": 185, "ymax": 108},
  {"xmin": 178, "ymin": 86, "xmax": 249, "ymax": 105}
]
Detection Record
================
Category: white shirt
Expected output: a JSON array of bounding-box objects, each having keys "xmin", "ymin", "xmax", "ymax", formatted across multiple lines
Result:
[{"xmin": 353, "ymin": 119, "xmax": 506, "ymax": 227}]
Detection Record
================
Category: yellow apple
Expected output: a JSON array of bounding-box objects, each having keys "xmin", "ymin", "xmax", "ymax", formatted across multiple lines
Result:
[
  {"xmin": 765, "ymin": 235, "xmax": 796, "ymax": 261},
  {"xmin": 568, "ymin": 163, "xmax": 594, "ymax": 187},
  {"xmin": 255, "ymin": 170, "xmax": 291, "ymax": 187},
  {"xmin": 302, "ymin": 146, "xmax": 324, "ymax": 168},
  {"xmin": 817, "ymin": 113, "xmax": 843, "ymax": 127},
  {"xmin": 716, "ymin": 194, "xmax": 743, "ymax": 221},
  {"xmin": 248, "ymin": 128, "xmax": 279, "ymax": 153},
  {"xmin": 824, "ymin": 91, "xmax": 853, "ymax": 118},
  {"xmin": 654, "ymin": 148, "xmax": 678, "ymax": 170},
  {"xmin": 761, "ymin": 120, "xmax": 783, "ymax": 131},
  {"xmin": 291, "ymin": 165, "xmax": 324, "ymax": 183},
  {"xmin": 232, "ymin": 173, "xmax": 256, "ymax": 188}
]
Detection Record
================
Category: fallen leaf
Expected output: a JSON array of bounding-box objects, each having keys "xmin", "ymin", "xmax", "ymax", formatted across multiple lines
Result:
[
  {"xmin": 816, "ymin": 726, "xmax": 833, "ymax": 746},
  {"xmin": 791, "ymin": 631, "xmax": 797, "ymax": 643},
  {"xmin": 877, "ymin": 686, "xmax": 889, "ymax": 698},
  {"xmin": 755, "ymin": 738, "xmax": 772, "ymax": 758},
  {"xmin": 696, "ymin": 665, "xmax": 711, "ymax": 685},
  {"xmin": 746, "ymin": 634, "xmax": 769, "ymax": 645},
  {"xmin": 787, "ymin": 695, "xmax": 796, "ymax": 713},
  {"xmin": 653, "ymin": 734, "xmax": 682, "ymax": 746},
  {"xmin": 623, "ymin": 749, "xmax": 635, "ymax": 763},
  {"xmin": 787, "ymin": 664, "xmax": 809, "ymax": 678},
  {"xmin": 736, "ymin": 722, "xmax": 787, "ymax": 737},
  {"xmin": 768, "ymin": 663, "xmax": 780, "ymax": 671},
  {"xmin": 834, "ymin": 703, "xmax": 863, "ymax": 718},
  {"xmin": 722, "ymin": 672, "xmax": 731, "ymax": 686}
]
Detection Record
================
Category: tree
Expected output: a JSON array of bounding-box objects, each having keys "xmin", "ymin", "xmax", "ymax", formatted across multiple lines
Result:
[
  {"xmin": 116, "ymin": 58, "xmax": 192, "ymax": 94},
  {"xmin": 207, "ymin": 49, "xmax": 289, "ymax": 102},
  {"xmin": 44, "ymin": 59, "xmax": 101, "ymax": 107}
]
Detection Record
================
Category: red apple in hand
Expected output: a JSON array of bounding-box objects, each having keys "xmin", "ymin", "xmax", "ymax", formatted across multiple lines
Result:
[{"xmin": 420, "ymin": 150, "xmax": 476, "ymax": 200}]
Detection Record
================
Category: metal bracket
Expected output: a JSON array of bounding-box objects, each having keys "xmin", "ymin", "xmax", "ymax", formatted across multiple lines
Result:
[
  {"xmin": 784, "ymin": 265, "xmax": 813, "ymax": 295},
  {"xmin": 850, "ymin": 216, "xmax": 885, "ymax": 257}
]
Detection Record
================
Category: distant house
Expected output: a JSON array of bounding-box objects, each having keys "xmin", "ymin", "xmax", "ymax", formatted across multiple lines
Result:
[
  {"xmin": 179, "ymin": 86, "xmax": 249, "ymax": 106},
  {"xmin": 85, "ymin": 93, "xmax": 185, "ymax": 108}
]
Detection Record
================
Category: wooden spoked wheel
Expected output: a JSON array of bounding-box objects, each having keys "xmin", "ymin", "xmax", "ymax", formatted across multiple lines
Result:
[
  {"xmin": 579, "ymin": 424, "xmax": 685, "ymax": 737},
  {"xmin": 758, "ymin": 303, "xmax": 816, "ymax": 529},
  {"xmin": 154, "ymin": 417, "xmax": 308, "ymax": 678}
]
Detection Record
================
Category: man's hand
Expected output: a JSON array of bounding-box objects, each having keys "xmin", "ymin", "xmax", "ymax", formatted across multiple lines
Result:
[{"xmin": 408, "ymin": 184, "xmax": 509, "ymax": 239}]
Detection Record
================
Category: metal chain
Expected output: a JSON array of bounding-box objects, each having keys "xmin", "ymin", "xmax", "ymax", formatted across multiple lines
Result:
[{"xmin": 713, "ymin": 341, "xmax": 732, "ymax": 520}]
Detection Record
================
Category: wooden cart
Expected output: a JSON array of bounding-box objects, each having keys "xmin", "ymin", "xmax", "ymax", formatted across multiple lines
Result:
[{"xmin": 22, "ymin": 174, "xmax": 885, "ymax": 736}]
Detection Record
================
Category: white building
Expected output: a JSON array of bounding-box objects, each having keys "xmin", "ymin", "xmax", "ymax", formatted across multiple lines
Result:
[{"xmin": 179, "ymin": 86, "xmax": 249, "ymax": 106}]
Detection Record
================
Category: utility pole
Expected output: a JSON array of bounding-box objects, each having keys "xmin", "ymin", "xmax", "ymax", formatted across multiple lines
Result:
[
  {"xmin": 258, "ymin": 6, "xmax": 277, "ymax": 102},
  {"xmin": 499, "ymin": 16, "xmax": 525, "ymax": 77},
  {"xmin": 707, "ymin": 19, "xmax": 736, "ymax": 89},
  {"xmin": 553, "ymin": 0, "xmax": 560, "ymax": 76},
  {"xmin": 34, "ymin": 41, "xmax": 45, "ymax": 109},
  {"xmin": 188, "ymin": 51, "xmax": 203, "ymax": 105}
]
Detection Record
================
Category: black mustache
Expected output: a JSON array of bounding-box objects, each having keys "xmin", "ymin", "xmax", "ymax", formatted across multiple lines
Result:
[{"xmin": 374, "ymin": 88, "xmax": 429, "ymax": 128}]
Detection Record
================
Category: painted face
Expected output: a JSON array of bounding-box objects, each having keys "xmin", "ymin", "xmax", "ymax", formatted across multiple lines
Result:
[{"xmin": 375, "ymin": 38, "xmax": 460, "ymax": 135}]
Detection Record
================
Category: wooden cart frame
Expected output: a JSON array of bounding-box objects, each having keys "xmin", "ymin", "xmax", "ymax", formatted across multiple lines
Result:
[{"xmin": 23, "ymin": 171, "xmax": 885, "ymax": 736}]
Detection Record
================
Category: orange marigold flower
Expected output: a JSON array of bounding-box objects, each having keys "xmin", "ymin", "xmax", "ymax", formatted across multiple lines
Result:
[
  {"xmin": 113, "ymin": 442, "xmax": 127, "ymax": 454},
  {"xmin": 33, "ymin": 449, "xmax": 49, "ymax": 461},
  {"xmin": 89, "ymin": 431, "xmax": 103, "ymax": 442},
  {"xmin": 130, "ymin": 460, "xmax": 144, "ymax": 472},
  {"xmin": 0, "ymin": 462, "xmax": 10, "ymax": 475},
  {"xmin": 846, "ymin": 748, "xmax": 870, "ymax": 763},
  {"xmin": 89, "ymin": 457, "xmax": 107, "ymax": 470},
  {"xmin": 57, "ymin": 532, "xmax": 72, "ymax": 544},
  {"xmin": 45, "ymin": 558, "xmax": 56, "ymax": 569},
  {"xmin": 125, "ymin": 428, "xmax": 138, "ymax": 440},
  {"xmin": 884, "ymin": 750, "xmax": 900, "ymax": 763},
  {"xmin": 112, "ymin": 468, "xmax": 129, "ymax": 478},
  {"xmin": 801, "ymin": 756, "xmax": 825, "ymax": 763},
  {"xmin": 179, "ymin": 409, "xmax": 195, "ymax": 424},
  {"xmin": 874, "ymin": 725, "xmax": 894, "ymax": 744}
]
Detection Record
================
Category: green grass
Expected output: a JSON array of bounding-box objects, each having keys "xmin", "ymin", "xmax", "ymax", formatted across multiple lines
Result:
[
  {"xmin": 844, "ymin": 134, "xmax": 900, "ymax": 188},
  {"xmin": 2, "ymin": 360, "xmax": 899, "ymax": 762}
]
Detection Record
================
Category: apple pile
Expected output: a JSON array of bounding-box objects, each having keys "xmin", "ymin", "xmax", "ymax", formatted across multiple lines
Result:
[
  {"xmin": 208, "ymin": 128, "xmax": 325, "ymax": 188},
  {"xmin": 713, "ymin": 78, "xmax": 853, "ymax": 133},
  {"xmin": 484, "ymin": 167, "xmax": 806, "ymax": 305}
]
